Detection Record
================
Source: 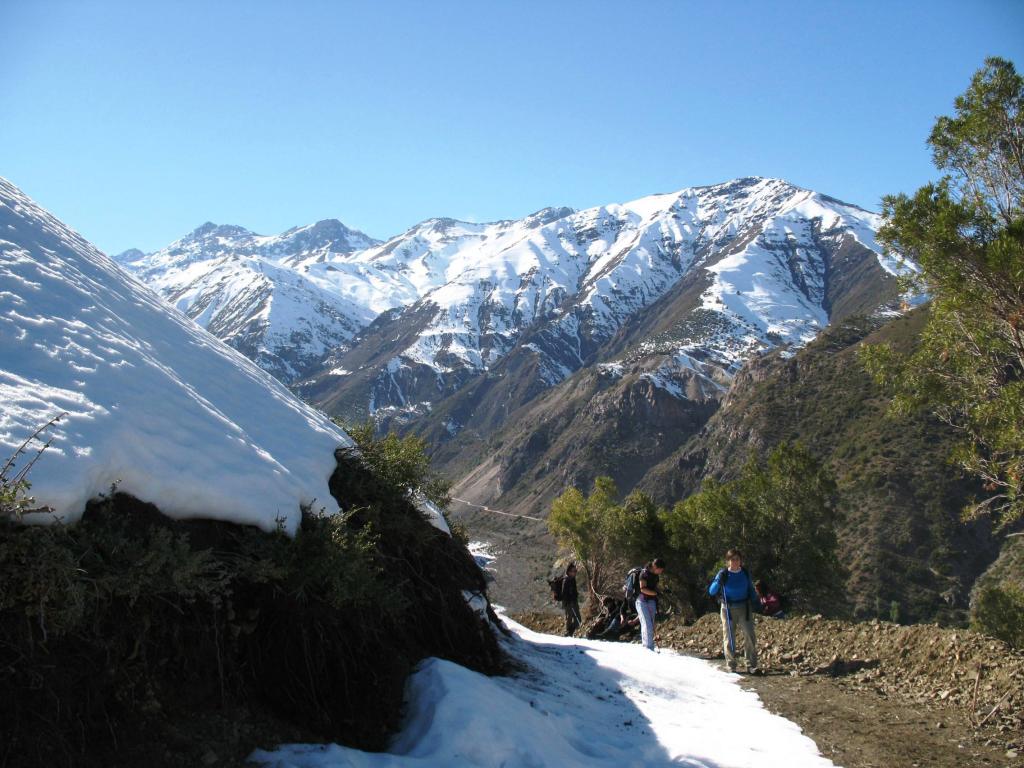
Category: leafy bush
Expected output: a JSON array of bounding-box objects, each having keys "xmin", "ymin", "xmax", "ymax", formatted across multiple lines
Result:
[
  {"xmin": 0, "ymin": 413, "xmax": 64, "ymax": 521},
  {"xmin": 344, "ymin": 421, "xmax": 452, "ymax": 507},
  {"xmin": 972, "ymin": 582, "xmax": 1024, "ymax": 649}
]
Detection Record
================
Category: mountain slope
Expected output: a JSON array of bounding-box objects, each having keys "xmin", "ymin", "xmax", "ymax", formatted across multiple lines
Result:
[
  {"xmin": 305, "ymin": 177, "xmax": 907, "ymax": 429},
  {"xmin": 115, "ymin": 219, "xmax": 385, "ymax": 382},
  {"xmin": 637, "ymin": 310, "xmax": 999, "ymax": 625}
]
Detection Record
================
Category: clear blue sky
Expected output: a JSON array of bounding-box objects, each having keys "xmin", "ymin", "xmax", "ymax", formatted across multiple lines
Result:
[{"xmin": 2, "ymin": 1, "xmax": 1023, "ymax": 255}]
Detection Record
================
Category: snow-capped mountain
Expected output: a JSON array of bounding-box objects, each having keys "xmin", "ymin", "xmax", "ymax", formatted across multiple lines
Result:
[
  {"xmin": 115, "ymin": 219, "xmax": 385, "ymax": 382},
  {"xmin": 301, "ymin": 177, "xmax": 911, "ymax": 422},
  {"xmin": 0, "ymin": 176, "xmax": 354, "ymax": 534},
  {"xmin": 120, "ymin": 177, "xmax": 913, "ymax": 420}
]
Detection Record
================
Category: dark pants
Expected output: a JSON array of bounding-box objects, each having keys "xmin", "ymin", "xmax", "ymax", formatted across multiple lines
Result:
[{"xmin": 563, "ymin": 600, "xmax": 581, "ymax": 636}]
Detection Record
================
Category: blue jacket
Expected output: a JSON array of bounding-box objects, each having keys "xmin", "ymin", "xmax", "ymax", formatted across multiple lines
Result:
[{"xmin": 708, "ymin": 567, "xmax": 759, "ymax": 606}]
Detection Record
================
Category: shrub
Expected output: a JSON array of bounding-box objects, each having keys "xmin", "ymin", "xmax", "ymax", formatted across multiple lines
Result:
[
  {"xmin": 0, "ymin": 441, "xmax": 500, "ymax": 768},
  {"xmin": 972, "ymin": 583, "xmax": 1024, "ymax": 649}
]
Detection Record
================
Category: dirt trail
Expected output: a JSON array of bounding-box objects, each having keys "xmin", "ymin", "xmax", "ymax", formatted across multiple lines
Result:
[{"xmin": 511, "ymin": 611, "xmax": 1023, "ymax": 768}]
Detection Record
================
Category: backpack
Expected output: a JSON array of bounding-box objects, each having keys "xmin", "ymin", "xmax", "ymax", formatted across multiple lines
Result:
[
  {"xmin": 548, "ymin": 577, "xmax": 564, "ymax": 602},
  {"xmin": 623, "ymin": 567, "xmax": 643, "ymax": 602}
]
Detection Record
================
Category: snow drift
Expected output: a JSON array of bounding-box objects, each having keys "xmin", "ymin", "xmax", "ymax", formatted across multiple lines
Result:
[{"xmin": 0, "ymin": 176, "xmax": 353, "ymax": 534}]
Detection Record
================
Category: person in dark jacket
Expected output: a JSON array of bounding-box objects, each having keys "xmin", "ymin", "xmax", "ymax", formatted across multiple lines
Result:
[
  {"xmin": 560, "ymin": 562, "xmax": 581, "ymax": 636},
  {"xmin": 636, "ymin": 557, "xmax": 666, "ymax": 651},
  {"xmin": 708, "ymin": 548, "xmax": 761, "ymax": 673}
]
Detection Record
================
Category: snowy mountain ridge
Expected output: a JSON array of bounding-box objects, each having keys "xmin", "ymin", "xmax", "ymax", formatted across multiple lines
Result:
[
  {"xmin": 118, "ymin": 177, "xmax": 913, "ymax": 416},
  {"xmin": 301, "ymin": 177, "xmax": 912, "ymax": 423}
]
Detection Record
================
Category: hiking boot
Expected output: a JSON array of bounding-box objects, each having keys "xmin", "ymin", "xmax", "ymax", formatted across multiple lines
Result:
[{"xmin": 748, "ymin": 667, "xmax": 763, "ymax": 676}]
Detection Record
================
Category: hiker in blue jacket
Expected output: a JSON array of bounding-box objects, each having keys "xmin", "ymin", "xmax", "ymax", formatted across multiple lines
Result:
[{"xmin": 708, "ymin": 548, "xmax": 761, "ymax": 674}]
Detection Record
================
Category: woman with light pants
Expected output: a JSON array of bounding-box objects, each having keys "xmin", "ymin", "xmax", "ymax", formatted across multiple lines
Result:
[
  {"xmin": 635, "ymin": 558, "xmax": 666, "ymax": 651},
  {"xmin": 707, "ymin": 548, "xmax": 762, "ymax": 674}
]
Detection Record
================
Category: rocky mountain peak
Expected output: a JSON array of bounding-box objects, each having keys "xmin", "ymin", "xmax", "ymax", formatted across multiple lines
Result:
[
  {"xmin": 277, "ymin": 218, "xmax": 379, "ymax": 253},
  {"xmin": 522, "ymin": 206, "xmax": 575, "ymax": 229},
  {"xmin": 113, "ymin": 247, "xmax": 146, "ymax": 264},
  {"xmin": 185, "ymin": 221, "xmax": 254, "ymax": 241}
]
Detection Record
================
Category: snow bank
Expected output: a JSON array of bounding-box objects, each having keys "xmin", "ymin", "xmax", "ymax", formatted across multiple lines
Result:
[
  {"xmin": 0, "ymin": 176, "xmax": 353, "ymax": 535},
  {"xmin": 251, "ymin": 616, "xmax": 835, "ymax": 768}
]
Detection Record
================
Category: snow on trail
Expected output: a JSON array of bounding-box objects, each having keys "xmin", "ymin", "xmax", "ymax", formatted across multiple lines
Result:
[{"xmin": 251, "ymin": 616, "xmax": 836, "ymax": 768}]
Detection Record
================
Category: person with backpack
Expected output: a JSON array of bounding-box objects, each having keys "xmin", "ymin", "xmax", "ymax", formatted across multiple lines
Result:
[
  {"xmin": 558, "ymin": 562, "xmax": 581, "ymax": 636},
  {"xmin": 708, "ymin": 548, "xmax": 761, "ymax": 674},
  {"xmin": 634, "ymin": 557, "xmax": 666, "ymax": 651}
]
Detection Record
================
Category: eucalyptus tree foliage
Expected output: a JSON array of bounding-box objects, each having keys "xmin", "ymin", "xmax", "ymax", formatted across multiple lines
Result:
[{"xmin": 863, "ymin": 57, "xmax": 1024, "ymax": 528}]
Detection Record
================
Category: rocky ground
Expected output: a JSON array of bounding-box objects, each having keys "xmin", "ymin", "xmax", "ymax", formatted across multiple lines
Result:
[{"xmin": 510, "ymin": 611, "xmax": 1023, "ymax": 768}]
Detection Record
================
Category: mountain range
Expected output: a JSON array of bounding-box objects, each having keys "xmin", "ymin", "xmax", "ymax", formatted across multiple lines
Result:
[
  {"xmin": 116, "ymin": 177, "xmax": 911, "ymax": 409},
  {"xmin": 110, "ymin": 176, "xmax": 953, "ymax": 614}
]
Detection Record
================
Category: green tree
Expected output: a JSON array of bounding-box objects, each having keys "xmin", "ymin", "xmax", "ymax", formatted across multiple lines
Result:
[
  {"xmin": 604, "ymin": 490, "xmax": 665, "ymax": 569},
  {"xmin": 862, "ymin": 57, "xmax": 1024, "ymax": 528},
  {"xmin": 548, "ymin": 477, "xmax": 620, "ymax": 601},
  {"xmin": 661, "ymin": 443, "xmax": 842, "ymax": 612},
  {"xmin": 344, "ymin": 422, "xmax": 452, "ymax": 507},
  {"xmin": 549, "ymin": 480, "xmax": 673, "ymax": 609}
]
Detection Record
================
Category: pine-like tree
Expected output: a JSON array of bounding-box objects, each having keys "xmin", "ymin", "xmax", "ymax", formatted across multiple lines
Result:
[{"xmin": 862, "ymin": 56, "xmax": 1024, "ymax": 529}]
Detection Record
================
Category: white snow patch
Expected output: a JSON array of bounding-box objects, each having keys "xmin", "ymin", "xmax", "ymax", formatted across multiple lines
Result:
[
  {"xmin": 467, "ymin": 540, "xmax": 497, "ymax": 573},
  {"xmin": 414, "ymin": 495, "xmax": 451, "ymax": 535},
  {"xmin": 0, "ymin": 177, "xmax": 352, "ymax": 536},
  {"xmin": 250, "ymin": 616, "xmax": 836, "ymax": 768}
]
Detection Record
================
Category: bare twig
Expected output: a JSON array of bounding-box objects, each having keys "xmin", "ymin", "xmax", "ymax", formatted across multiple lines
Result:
[
  {"xmin": 0, "ymin": 412, "xmax": 66, "ymax": 480},
  {"xmin": 969, "ymin": 667, "xmax": 983, "ymax": 727},
  {"xmin": 976, "ymin": 686, "xmax": 1014, "ymax": 729}
]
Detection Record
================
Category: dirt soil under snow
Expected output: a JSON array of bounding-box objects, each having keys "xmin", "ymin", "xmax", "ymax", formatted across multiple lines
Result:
[{"xmin": 510, "ymin": 611, "xmax": 1023, "ymax": 768}]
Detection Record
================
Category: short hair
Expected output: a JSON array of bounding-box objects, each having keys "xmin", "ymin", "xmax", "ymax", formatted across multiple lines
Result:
[
  {"xmin": 652, "ymin": 557, "xmax": 667, "ymax": 569},
  {"xmin": 726, "ymin": 548, "xmax": 743, "ymax": 560},
  {"xmin": 565, "ymin": 562, "xmax": 577, "ymax": 573}
]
